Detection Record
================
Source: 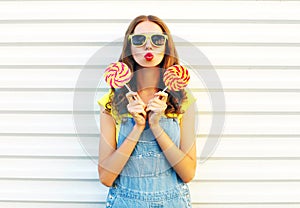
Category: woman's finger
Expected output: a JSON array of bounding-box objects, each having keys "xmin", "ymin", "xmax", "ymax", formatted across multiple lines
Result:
[
  {"xmin": 146, "ymin": 102, "xmax": 166, "ymax": 113},
  {"xmin": 154, "ymin": 91, "xmax": 168, "ymax": 102},
  {"xmin": 129, "ymin": 100, "xmax": 146, "ymax": 109},
  {"xmin": 148, "ymin": 99, "xmax": 167, "ymax": 108},
  {"xmin": 128, "ymin": 105, "xmax": 147, "ymax": 117},
  {"xmin": 127, "ymin": 96, "xmax": 145, "ymax": 105},
  {"xmin": 126, "ymin": 91, "xmax": 138, "ymax": 102}
]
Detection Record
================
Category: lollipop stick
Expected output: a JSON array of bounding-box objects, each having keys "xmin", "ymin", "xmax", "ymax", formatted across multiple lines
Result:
[
  {"xmin": 162, "ymin": 86, "xmax": 168, "ymax": 92},
  {"xmin": 124, "ymin": 84, "xmax": 137, "ymax": 100},
  {"xmin": 124, "ymin": 84, "xmax": 132, "ymax": 92}
]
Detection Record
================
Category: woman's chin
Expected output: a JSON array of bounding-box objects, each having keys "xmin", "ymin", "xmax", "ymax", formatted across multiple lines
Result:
[{"xmin": 137, "ymin": 60, "xmax": 162, "ymax": 68}]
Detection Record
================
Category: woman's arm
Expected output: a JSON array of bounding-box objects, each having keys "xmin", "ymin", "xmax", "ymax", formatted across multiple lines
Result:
[
  {"xmin": 98, "ymin": 92, "xmax": 147, "ymax": 187},
  {"xmin": 98, "ymin": 106, "xmax": 144, "ymax": 187},
  {"xmin": 150, "ymin": 103, "xmax": 197, "ymax": 183}
]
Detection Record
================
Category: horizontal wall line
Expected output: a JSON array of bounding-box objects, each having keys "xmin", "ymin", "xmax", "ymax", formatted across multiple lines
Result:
[
  {"xmin": 0, "ymin": 155, "xmax": 97, "ymax": 159},
  {"xmin": 0, "ymin": 200, "xmax": 299, "ymax": 205},
  {"xmin": 0, "ymin": 155, "xmax": 299, "ymax": 161},
  {"xmin": 200, "ymin": 157, "xmax": 300, "ymax": 160},
  {"xmin": 1, "ymin": 0, "xmax": 299, "ymax": 1},
  {"xmin": 2, "ymin": 0, "xmax": 299, "ymax": 1},
  {"xmin": 198, "ymin": 134, "xmax": 300, "ymax": 138},
  {"xmin": 0, "ymin": 88, "xmax": 108, "ymax": 92},
  {"xmin": 209, "ymin": 65, "xmax": 300, "ymax": 70},
  {"xmin": 1, "ymin": 110, "xmax": 300, "ymax": 115},
  {"xmin": 1, "ymin": 156, "xmax": 300, "ymax": 161},
  {"xmin": 0, "ymin": 200, "xmax": 102, "ymax": 204},
  {"xmin": 1, "ymin": 133, "xmax": 300, "ymax": 138},
  {"xmin": 0, "ymin": 88, "xmax": 300, "ymax": 92},
  {"xmin": 0, "ymin": 178, "xmax": 99, "ymax": 182},
  {"xmin": 193, "ymin": 179, "xmax": 300, "ymax": 183},
  {"xmin": 0, "ymin": 157, "xmax": 92, "ymax": 161},
  {"xmin": 0, "ymin": 133, "xmax": 99, "ymax": 137},
  {"xmin": 194, "ymin": 202, "xmax": 300, "ymax": 205},
  {"xmin": 1, "ymin": 178, "xmax": 300, "ymax": 183},
  {"xmin": 1, "ymin": 19, "xmax": 300, "ymax": 24},
  {"xmin": 1, "ymin": 42, "xmax": 300, "ymax": 47},
  {"xmin": 0, "ymin": 65, "xmax": 299, "ymax": 70}
]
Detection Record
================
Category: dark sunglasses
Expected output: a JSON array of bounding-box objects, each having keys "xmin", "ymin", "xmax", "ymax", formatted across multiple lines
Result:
[{"xmin": 128, "ymin": 33, "xmax": 168, "ymax": 47}]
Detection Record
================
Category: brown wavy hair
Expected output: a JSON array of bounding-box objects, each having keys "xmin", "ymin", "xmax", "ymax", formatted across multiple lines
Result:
[{"xmin": 105, "ymin": 15, "xmax": 187, "ymax": 119}]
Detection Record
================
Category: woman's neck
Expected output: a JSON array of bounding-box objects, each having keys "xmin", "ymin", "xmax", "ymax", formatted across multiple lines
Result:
[
  {"xmin": 136, "ymin": 66, "xmax": 160, "ymax": 94},
  {"xmin": 135, "ymin": 66, "xmax": 160, "ymax": 104}
]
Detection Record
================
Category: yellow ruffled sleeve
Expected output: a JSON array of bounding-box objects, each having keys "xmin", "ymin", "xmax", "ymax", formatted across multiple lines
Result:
[
  {"xmin": 97, "ymin": 89, "xmax": 122, "ymax": 143},
  {"xmin": 182, "ymin": 89, "xmax": 197, "ymax": 112},
  {"xmin": 97, "ymin": 89, "xmax": 197, "ymax": 142},
  {"xmin": 166, "ymin": 89, "xmax": 197, "ymax": 124},
  {"xmin": 97, "ymin": 90, "xmax": 111, "ymax": 110}
]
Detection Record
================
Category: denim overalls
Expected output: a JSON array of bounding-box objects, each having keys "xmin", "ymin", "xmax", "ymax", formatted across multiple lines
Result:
[{"xmin": 105, "ymin": 116, "xmax": 192, "ymax": 208}]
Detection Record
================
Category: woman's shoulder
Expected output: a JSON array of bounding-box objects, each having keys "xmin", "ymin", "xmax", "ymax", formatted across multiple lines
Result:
[
  {"xmin": 97, "ymin": 89, "xmax": 130, "ymax": 123},
  {"xmin": 97, "ymin": 89, "xmax": 113, "ymax": 108},
  {"xmin": 181, "ymin": 89, "xmax": 197, "ymax": 112},
  {"xmin": 166, "ymin": 89, "xmax": 197, "ymax": 122}
]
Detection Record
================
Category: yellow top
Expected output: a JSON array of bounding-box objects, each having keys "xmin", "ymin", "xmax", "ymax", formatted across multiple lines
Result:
[{"xmin": 97, "ymin": 89, "xmax": 196, "ymax": 142}]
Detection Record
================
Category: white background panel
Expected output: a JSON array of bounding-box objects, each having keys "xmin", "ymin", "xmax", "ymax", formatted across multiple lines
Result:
[
  {"xmin": 194, "ymin": 92, "xmax": 300, "ymax": 112},
  {"xmin": 0, "ymin": 158, "xmax": 98, "ymax": 179},
  {"xmin": 1, "ymin": 23, "xmax": 300, "ymax": 43},
  {"xmin": 170, "ymin": 23, "xmax": 300, "ymax": 43},
  {"xmin": 192, "ymin": 205, "xmax": 300, "ymax": 208},
  {"xmin": 188, "ymin": 69, "xmax": 300, "ymax": 89},
  {"xmin": 2, "ymin": 91, "xmax": 300, "ymax": 112},
  {"xmin": 0, "ymin": 137, "xmax": 88, "ymax": 156},
  {"xmin": 195, "ymin": 160, "xmax": 300, "ymax": 180},
  {"xmin": 1, "ymin": 0, "xmax": 300, "ymax": 207},
  {"xmin": 189, "ymin": 182, "xmax": 300, "ymax": 203},
  {"xmin": 3, "ymin": 203, "xmax": 299, "ymax": 208},
  {"xmin": 0, "ymin": 180, "xmax": 300, "ymax": 203},
  {"xmin": 0, "ymin": 91, "xmax": 108, "ymax": 112},
  {"xmin": 0, "ymin": 180, "xmax": 106, "ymax": 202},
  {"xmin": 196, "ymin": 114, "xmax": 300, "ymax": 135},
  {"xmin": 0, "ymin": 1, "xmax": 299, "ymax": 20},
  {"xmin": 0, "ymin": 203, "xmax": 102, "ymax": 208},
  {"xmin": 1, "ymin": 46, "xmax": 300, "ymax": 66},
  {"xmin": 0, "ymin": 69, "xmax": 98, "ymax": 89},
  {"xmin": 1, "ymin": 136, "xmax": 300, "ymax": 158},
  {"xmin": 0, "ymin": 69, "xmax": 300, "ymax": 90},
  {"xmin": 0, "ymin": 91, "xmax": 76, "ymax": 111},
  {"xmin": 178, "ymin": 47, "xmax": 300, "ymax": 66},
  {"xmin": 1, "ymin": 114, "xmax": 300, "ymax": 135},
  {"xmin": 197, "ymin": 137, "xmax": 300, "ymax": 158},
  {"xmin": 0, "ymin": 69, "xmax": 83, "ymax": 89},
  {"xmin": 1, "ymin": 69, "xmax": 300, "ymax": 89},
  {"xmin": 1, "ymin": 157, "xmax": 300, "ymax": 181}
]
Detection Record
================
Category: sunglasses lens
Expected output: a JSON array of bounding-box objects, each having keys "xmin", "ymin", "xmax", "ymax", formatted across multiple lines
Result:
[
  {"xmin": 151, "ymin": 35, "xmax": 166, "ymax": 46},
  {"xmin": 131, "ymin": 35, "xmax": 146, "ymax": 46}
]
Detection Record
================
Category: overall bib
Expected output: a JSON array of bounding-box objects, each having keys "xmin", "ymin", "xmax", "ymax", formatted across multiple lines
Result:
[{"xmin": 105, "ymin": 116, "xmax": 192, "ymax": 208}]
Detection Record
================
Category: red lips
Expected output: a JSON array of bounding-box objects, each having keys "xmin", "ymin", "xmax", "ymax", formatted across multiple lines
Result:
[{"xmin": 144, "ymin": 52, "xmax": 154, "ymax": 61}]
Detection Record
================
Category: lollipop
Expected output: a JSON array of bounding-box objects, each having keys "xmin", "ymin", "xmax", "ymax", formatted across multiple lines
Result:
[
  {"xmin": 104, "ymin": 62, "xmax": 132, "ymax": 92},
  {"xmin": 163, "ymin": 65, "xmax": 190, "ymax": 91}
]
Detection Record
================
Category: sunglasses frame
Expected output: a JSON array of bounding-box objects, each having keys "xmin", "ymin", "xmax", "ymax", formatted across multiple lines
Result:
[{"xmin": 128, "ymin": 33, "xmax": 168, "ymax": 47}]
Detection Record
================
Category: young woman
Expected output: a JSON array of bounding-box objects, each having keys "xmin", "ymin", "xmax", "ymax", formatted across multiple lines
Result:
[{"xmin": 98, "ymin": 15, "xmax": 196, "ymax": 208}]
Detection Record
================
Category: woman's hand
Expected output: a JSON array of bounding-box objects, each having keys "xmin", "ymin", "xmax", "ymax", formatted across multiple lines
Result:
[
  {"xmin": 146, "ymin": 91, "xmax": 168, "ymax": 127},
  {"xmin": 126, "ymin": 91, "xmax": 147, "ymax": 129}
]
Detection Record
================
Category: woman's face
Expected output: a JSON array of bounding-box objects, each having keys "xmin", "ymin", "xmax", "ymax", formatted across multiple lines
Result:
[{"xmin": 130, "ymin": 21, "xmax": 166, "ymax": 68}]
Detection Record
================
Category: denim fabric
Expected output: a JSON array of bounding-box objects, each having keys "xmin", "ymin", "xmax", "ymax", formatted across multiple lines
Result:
[{"xmin": 105, "ymin": 117, "xmax": 192, "ymax": 208}]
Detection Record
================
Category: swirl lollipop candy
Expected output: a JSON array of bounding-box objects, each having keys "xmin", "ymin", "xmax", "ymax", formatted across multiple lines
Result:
[
  {"xmin": 163, "ymin": 65, "xmax": 190, "ymax": 91},
  {"xmin": 104, "ymin": 62, "xmax": 132, "ymax": 92}
]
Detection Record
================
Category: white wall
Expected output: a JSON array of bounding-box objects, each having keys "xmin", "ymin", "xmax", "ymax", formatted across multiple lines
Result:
[{"xmin": 0, "ymin": 1, "xmax": 300, "ymax": 207}]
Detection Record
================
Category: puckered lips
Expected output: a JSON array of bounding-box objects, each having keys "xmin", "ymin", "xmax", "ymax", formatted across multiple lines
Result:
[{"xmin": 144, "ymin": 52, "xmax": 154, "ymax": 61}]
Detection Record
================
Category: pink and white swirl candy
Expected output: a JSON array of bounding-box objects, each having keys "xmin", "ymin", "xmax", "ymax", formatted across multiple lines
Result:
[
  {"xmin": 104, "ymin": 62, "xmax": 132, "ymax": 89},
  {"xmin": 163, "ymin": 65, "xmax": 190, "ymax": 91}
]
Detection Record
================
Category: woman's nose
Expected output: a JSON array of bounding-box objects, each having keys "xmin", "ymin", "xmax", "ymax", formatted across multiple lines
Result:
[{"xmin": 144, "ymin": 38, "xmax": 152, "ymax": 50}]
